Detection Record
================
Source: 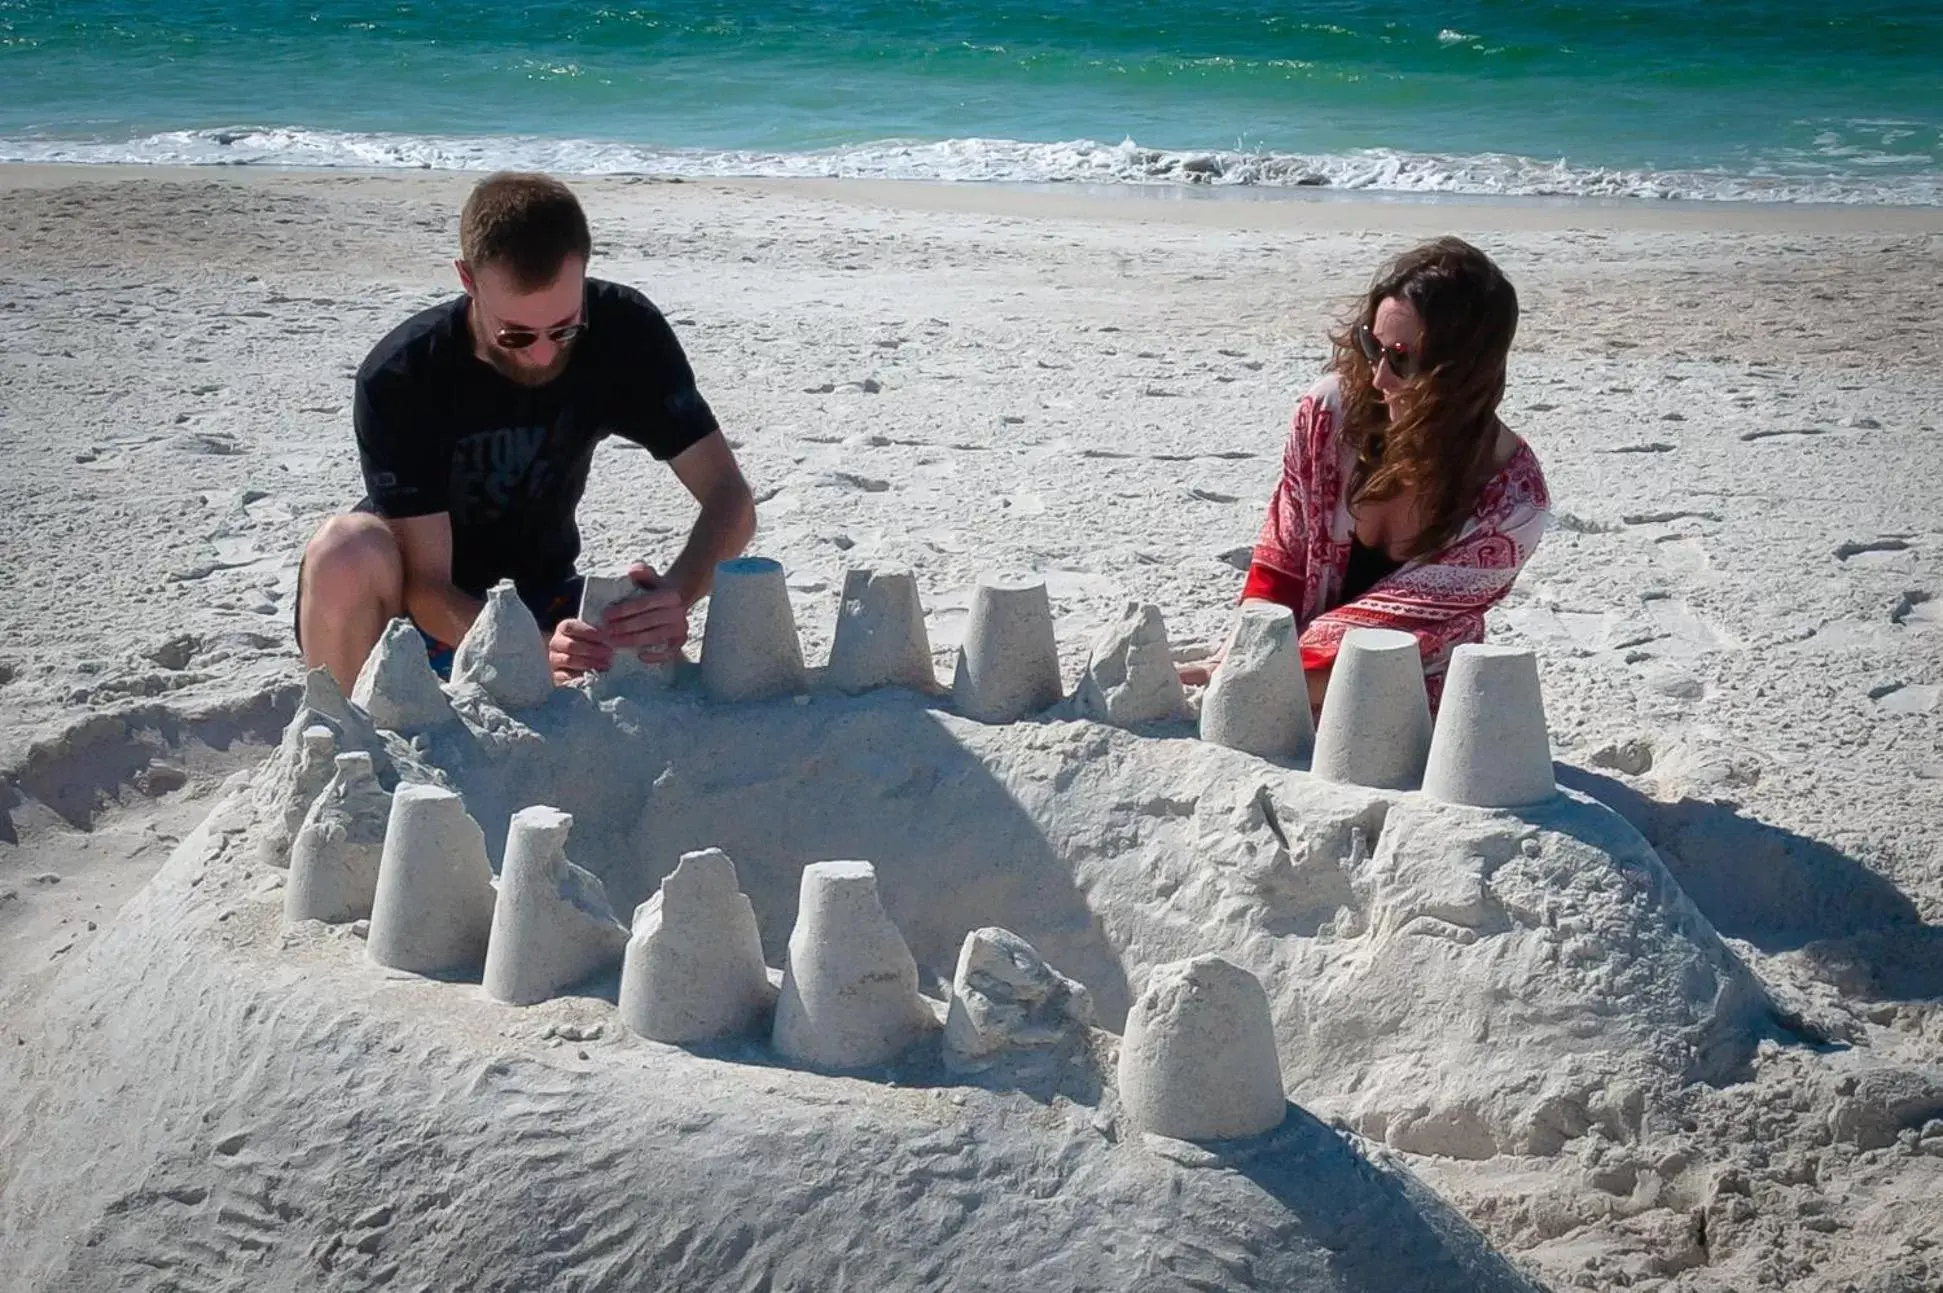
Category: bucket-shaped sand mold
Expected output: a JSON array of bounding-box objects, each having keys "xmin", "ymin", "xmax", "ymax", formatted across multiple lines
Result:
[
  {"xmin": 1310, "ymin": 627, "xmax": 1432, "ymax": 790},
  {"xmin": 365, "ymin": 783, "xmax": 498, "ymax": 976},
  {"xmin": 1200, "ymin": 602, "xmax": 1314, "ymax": 761},
  {"xmin": 951, "ymin": 574, "xmax": 1063, "ymax": 724},
  {"xmin": 772, "ymin": 860, "xmax": 937, "ymax": 1070},
  {"xmin": 1118, "ymin": 955, "xmax": 1287, "ymax": 1142},
  {"xmin": 826, "ymin": 566, "xmax": 936, "ymax": 695},
  {"xmin": 482, "ymin": 806, "xmax": 628, "ymax": 1007},
  {"xmin": 700, "ymin": 557, "xmax": 808, "ymax": 702},
  {"xmin": 619, "ymin": 848, "xmax": 775, "ymax": 1044},
  {"xmin": 1422, "ymin": 644, "xmax": 1556, "ymax": 808}
]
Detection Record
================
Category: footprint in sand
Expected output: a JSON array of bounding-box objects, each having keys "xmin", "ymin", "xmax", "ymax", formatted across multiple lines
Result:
[
  {"xmin": 1651, "ymin": 534, "xmax": 1712, "ymax": 576},
  {"xmin": 1891, "ymin": 591, "xmax": 1937, "ymax": 628},
  {"xmin": 1868, "ymin": 683, "xmax": 1942, "ymax": 715},
  {"xmin": 167, "ymin": 432, "xmax": 245, "ymax": 456},
  {"xmin": 1740, "ymin": 427, "xmax": 1829, "ymax": 442},
  {"xmin": 1640, "ymin": 595, "xmax": 1741, "ymax": 656},
  {"xmin": 1834, "ymin": 538, "xmax": 1911, "ymax": 563},
  {"xmin": 1801, "ymin": 617, "xmax": 1900, "ymax": 651},
  {"xmin": 1623, "ymin": 509, "xmax": 1721, "ymax": 526},
  {"xmin": 821, "ymin": 471, "xmax": 891, "ymax": 494},
  {"xmin": 1501, "ymin": 605, "xmax": 1629, "ymax": 654},
  {"xmin": 1041, "ymin": 569, "xmax": 1118, "ymax": 602}
]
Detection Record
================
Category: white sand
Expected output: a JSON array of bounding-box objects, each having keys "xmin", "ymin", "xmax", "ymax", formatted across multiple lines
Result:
[{"xmin": 2, "ymin": 166, "xmax": 1941, "ymax": 1291}]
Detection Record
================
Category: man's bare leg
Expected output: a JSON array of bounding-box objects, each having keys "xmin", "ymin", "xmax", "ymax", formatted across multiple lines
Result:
[{"xmin": 299, "ymin": 513, "xmax": 405, "ymax": 694}]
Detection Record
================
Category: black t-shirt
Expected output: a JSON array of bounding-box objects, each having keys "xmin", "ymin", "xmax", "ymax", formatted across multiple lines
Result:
[{"xmin": 352, "ymin": 278, "xmax": 718, "ymax": 601}]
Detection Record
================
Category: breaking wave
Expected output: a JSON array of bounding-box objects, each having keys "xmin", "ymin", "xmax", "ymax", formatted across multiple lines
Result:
[{"xmin": 5, "ymin": 127, "xmax": 1938, "ymax": 206}]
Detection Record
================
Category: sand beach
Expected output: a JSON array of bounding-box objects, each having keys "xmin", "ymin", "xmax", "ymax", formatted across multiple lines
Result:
[{"xmin": 1, "ymin": 166, "xmax": 1940, "ymax": 1290}]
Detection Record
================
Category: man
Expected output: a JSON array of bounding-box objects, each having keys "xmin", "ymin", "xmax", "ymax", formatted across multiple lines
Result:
[{"xmin": 296, "ymin": 172, "xmax": 755, "ymax": 693}]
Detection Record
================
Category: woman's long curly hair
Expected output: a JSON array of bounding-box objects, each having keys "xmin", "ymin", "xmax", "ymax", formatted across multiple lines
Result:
[{"xmin": 1330, "ymin": 237, "xmax": 1519, "ymax": 559}]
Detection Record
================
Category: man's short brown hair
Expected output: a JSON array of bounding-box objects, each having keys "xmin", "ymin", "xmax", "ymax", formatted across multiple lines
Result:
[{"xmin": 459, "ymin": 172, "xmax": 593, "ymax": 289}]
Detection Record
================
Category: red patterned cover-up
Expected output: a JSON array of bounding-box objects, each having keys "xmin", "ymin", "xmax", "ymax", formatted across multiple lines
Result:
[{"xmin": 1240, "ymin": 374, "xmax": 1552, "ymax": 711}]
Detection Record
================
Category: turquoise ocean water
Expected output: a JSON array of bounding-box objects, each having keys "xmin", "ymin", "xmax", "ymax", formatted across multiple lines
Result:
[{"xmin": 2, "ymin": 0, "xmax": 1939, "ymax": 203}]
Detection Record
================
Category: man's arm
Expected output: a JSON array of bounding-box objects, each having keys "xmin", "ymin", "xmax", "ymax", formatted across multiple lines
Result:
[
  {"xmin": 573, "ymin": 429, "xmax": 756, "ymax": 671},
  {"xmin": 658, "ymin": 430, "xmax": 757, "ymax": 606},
  {"xmin": 388, "ymin": 512, "xmax": 485, "ymax": 647}
]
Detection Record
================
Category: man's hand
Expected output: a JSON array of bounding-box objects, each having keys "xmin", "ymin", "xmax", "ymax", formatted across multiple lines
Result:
[
  {"xmin": 549, "ymin": 617, "xmax": 615, "ymax": 681},
  {"xmin": 603, "ymin": 562, "xmax": 690, "ymax": 664}
]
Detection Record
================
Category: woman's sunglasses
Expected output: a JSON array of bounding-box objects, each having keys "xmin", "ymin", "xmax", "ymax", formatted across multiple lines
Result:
[
  {"xmin": 1356, "ymin": 324, "xmax": 1419, "ymax": 380},
  {"xmin": 495, "ymin": 320, "xmax": 588, "ymax": 351}
]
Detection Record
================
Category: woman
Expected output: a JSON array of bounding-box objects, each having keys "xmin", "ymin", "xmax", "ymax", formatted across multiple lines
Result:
[{"xmin": 1186, "ymin": 237, "xmax": 1550, "ymax": 712}]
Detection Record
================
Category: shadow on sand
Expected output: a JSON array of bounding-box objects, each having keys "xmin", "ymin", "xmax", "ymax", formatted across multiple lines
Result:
[{"xmin": 1558, "ymin": 765, "xmax": 1942, "ymax": 1002}]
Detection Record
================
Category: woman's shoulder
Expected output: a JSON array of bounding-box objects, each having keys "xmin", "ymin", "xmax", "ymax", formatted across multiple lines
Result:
[
  {"xmin": 1288, "ymin": 372, "xmax": 1345, "ymax": 442},
  {"xmin": 1302, "ymin": 371, "xmax": 1345, "ymax": 412},
  {"xmin": 1480, "ymin": 431, "xmax": 1551, "ymax": 519}
]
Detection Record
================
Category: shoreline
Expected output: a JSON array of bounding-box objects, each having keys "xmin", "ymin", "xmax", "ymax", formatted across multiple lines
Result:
[{"xmin": 4, "ymin": 161, "xmax": 1941, "ymax": 235}]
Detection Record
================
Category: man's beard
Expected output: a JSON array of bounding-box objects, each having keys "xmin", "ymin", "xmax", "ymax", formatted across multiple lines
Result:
[{"xmin": 481, "ymin": 342, "xmax": 575, "ymax": 388}]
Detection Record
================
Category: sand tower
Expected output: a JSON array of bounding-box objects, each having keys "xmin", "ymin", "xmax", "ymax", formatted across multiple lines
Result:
[
  {"xmin": 825, "ymin": 566, "xmax": 937, "ymax": 695},
  {"xmin": 352, "ymin": 617, "xmax": 456, "ymax": 732},
  {"xmin": 482, "ymin": 806, "xmax": 629, "ymax": 1006},
  {"xmin": 1072, "ymin": 601, "xmax": 1188, "ymax": 726},
  {"xmin": 1309, "ymin": 628, "xmax": 1433, "ymax": 790},
  {"xmin": 944, "ymin": 926, "xmax": 1096, "ymax": 1073},
  {"xmin": 619, "ymin": 848, "xmax": 776, "ymax": 1043},
  {"xmin": 451, "ymin": 581, "xmax": 554, "ymax": 710},
  {"xmin": 284, "ymin": 751, "xmax": 392, "ymax": 925},
  {"xmin": 700, "ymin": 557, "xmax": 808, "ymax": 702},
  {"xmin": 1421, "ymin": 645, "xmax": 1557, "ymax": 808},
  {"xmin": 1199, "ymin": 602, "xmax": 1314, "ymax": 761},
  {"xmin": 951, "ymin": 574, "xmax": 1063, "ymax": 723},
  {"xmin": 772, "ymin": 860, "xmax": 937, "ymax": 1070},
  {"xmin": 1118, "ymin": 955, "xmax": 1287, "ymax": 1142},
  {"xmin": 365, "ymin": 783, "xmax": 498, "ymax": 975}
]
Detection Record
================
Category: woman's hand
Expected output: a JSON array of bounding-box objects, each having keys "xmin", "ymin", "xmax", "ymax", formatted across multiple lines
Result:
[{"xmin": 1176, "ymin": 651, "xmax": 1224, "ymax": 688}]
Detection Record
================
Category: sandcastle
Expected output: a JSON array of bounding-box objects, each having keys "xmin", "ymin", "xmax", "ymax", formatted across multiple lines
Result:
[
  {"xmin": 618, "ymin": 847, "xmax": 775, "ymax": 1042},
  {"xmin": 482, "ymin": 806, "xmax": 628, "ymax": 1006},
  {"xmin": 258, "ymin": 558, "xmax": 1688, "ymax": 1114},
  {"xmin": 449, "ymin": 582, "xmax": 554, "ymax": 710},
  {"xmin": 951, "ymin": 573, "xmax": 1064, "ymax": 722},
  {"xmin": 365, "ymin": 782, "xmax": 497, "ymax": 974},
  {"xmin": 6, "ymin": 556, "xmax": 1777, "ymax": 1291}
]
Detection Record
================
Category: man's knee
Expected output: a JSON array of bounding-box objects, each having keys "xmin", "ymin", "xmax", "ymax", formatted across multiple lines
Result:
[{"xmin": 302, "ymin": 513, "xmax": 403, "ymax": 615}]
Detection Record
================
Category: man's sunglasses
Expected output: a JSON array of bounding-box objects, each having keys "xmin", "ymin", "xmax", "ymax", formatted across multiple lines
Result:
[
  {"xmin": 1356, "ymin": 323, "xmax": 1419, "ymax": 380},
  {"xmin": 494, "ymin": 320, "xmax": 588, "ymax": 351}
]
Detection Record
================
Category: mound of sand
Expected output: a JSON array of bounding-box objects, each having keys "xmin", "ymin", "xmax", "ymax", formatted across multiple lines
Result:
[{"xmin": 0, "ymin": 649, "xmax": 1813, "ymax": 1289}]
